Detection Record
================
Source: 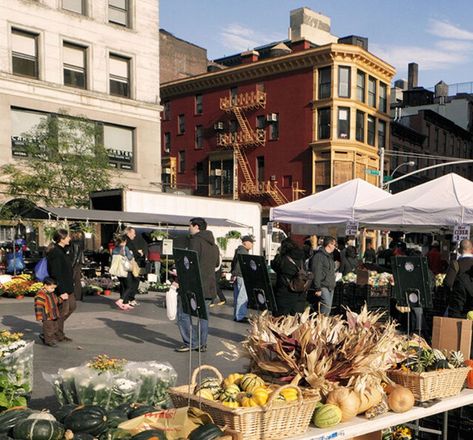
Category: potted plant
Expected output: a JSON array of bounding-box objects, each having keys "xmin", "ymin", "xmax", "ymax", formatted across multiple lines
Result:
[
  {"xmin": 44, "ymin": 224, "xmax": 58, "ymax": 242},
  {"xmin": 150, "ymin": 230, "xmax": 168, "ymax": 241},
  {"xmin": 80, "ymin": 222, "xmax": 95, "ymax": 239}
]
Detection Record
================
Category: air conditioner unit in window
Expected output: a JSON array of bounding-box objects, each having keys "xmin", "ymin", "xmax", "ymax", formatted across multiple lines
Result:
[
  {"xmin": 210, "ymin": 169, "xmax": 222, "ymax": 176},
  {"xmin": 270, "ymin": 175, "xmax": 277, "ymax": 181},
  {"xmin": 266, "ymin": 113, "xmax": 278, "ymax": 122},
  {"xmin": 214, "ymin": 122, "xmax": 224, "ymax": 130},
  {"xmin": 163, "ymin": 168, "xmax": 171, "ymax": 174}
]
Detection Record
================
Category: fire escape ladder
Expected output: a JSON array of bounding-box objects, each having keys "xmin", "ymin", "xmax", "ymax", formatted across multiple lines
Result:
[
  {"xmin": 266, "ymin": 184, "xmax": 289, "ymax": 205},
  {"xmin": 233, "ymin": 107, "xmax": 260, "ymax": 146},
  {"xmin": 234, "ymin": 147, "xmax": 257, "ymax": 193}
]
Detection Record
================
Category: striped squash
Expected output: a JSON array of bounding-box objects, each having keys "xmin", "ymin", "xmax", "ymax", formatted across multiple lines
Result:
[{"xmin": 12, "ymin": 419, "xmax": 65, "ymax": 440}]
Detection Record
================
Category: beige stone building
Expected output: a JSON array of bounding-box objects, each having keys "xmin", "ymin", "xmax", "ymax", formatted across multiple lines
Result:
[{"xmin": 0, "ymin": 0, "xmax": 161, "ymax": 204}]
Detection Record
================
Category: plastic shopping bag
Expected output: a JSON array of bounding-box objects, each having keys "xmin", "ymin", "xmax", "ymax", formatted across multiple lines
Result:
[
  {"xmin": 34, "ymin": 257, "xmax": 49, "ymax": 281},
  {"xmin": 165, "ymin": 285, "xmax": 178, "ymax": 320}
]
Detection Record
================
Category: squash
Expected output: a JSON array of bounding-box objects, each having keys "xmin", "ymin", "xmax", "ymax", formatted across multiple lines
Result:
[
  {"xmin": 107, "ymin": 408, "xmax": 129, "ymax": 428},
  {"xmin": 188, "ymin": 423, "xmax": 224, "ymax": 440},
  {"xmin": 194, "ymin": 378, "xmax": 222, "ymax": 399},
  {"xmin": 222, "ymin": 373, "xmax": 243, "ymax": 388},
  {"xmin": 54, "ymin": 404, "xmax": 78, "ymax": 423},
  {"xmin": 326, "ymin": 387, "xmax": 360, "ymax": 422},
  {"xmin": 356, "ymin": 387, "xmax": 383, "ymax": 414},
  {"xmin": 278, "ymin": 387, "xmax": 298, "ymax": 402},
  {"xmin": 465, "ymin": 359, "xmax": 473, "ymax": 388},
  {"xmin": 221, "ymin": 400, "xmax": 239, "ymax": 409},
  {"xmin": 128, "ymin": 405, "xmax": 158, "ymax": 419},
  {"xmin": 131, "ymin": 430, "xmax": 167, "ymax": 440},
  {"xmin": 0, "ymin": 407, "xmax": 33, "ymax": 435},
  {"xmin": 195, "ymin": 389, "xmax": 215, "ymax": 401},
  {"xmin": 312, "ymin": 404, "xmax": 342, "ymax": 428},
  {"xmin": 71, "ymin": 434, "xmax": 95, "ymax": 440},
  {"xmin": 387, "ymin": 386, "xmax": 415, "ymax": 413},
  {"xmin": 64, "ymin": 405, "xmax": 108, "ymax": 436},
  {"xmin": 239, "ymin": 387, "xmax": 269, "ymax": 407},
  {"xmin": 240, "ymin": 374, "xmax": 265, "ymax": 392},
  {"xmin": 219, "ymin": 385, "xmax": 240, "ymax": 401},
  {"xmin": 12, "ymin": 419, "xmax": 65, "ymax": 440},
  {"xmin": 26, "ymin": 410, "xmax": 57, "ymax": 421},
  {"xmin": 99, "ymin": 428, "xmax": 133, "ymax": 440}
]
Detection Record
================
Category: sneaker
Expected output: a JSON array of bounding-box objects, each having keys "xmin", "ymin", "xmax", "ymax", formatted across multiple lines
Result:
[
  {"xmin": 216, "ymin": 300, "xmax": 226, "ymax": 306},
  {"xmin": 122, "ymin": 303, "xmax": 134, "ymax": 310},
  {"xmin": 115, "ymin": 299, "xmax": 125, "ymax": 309},
  {"xmin": 175, "ymin": 345, "xmax": 191, "ymax": 352},
  {"xmin": 234, "ymin": 317, "xmax": 249, "ymax": 323},
  {"xmin": 129, "ymin": 300, "xmax": 139, "ymax": 306},
  {"xmin": 194, "ymin": 345, "xmax": 207, "ymax": 352}
]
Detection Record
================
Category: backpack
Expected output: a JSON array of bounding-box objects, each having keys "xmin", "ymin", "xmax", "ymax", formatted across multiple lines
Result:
[{"xmin": 286, "ymin": 256, "xmax": 314, "ymax": 293}]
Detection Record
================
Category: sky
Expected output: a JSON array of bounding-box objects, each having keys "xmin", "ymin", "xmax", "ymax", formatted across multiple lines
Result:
[{"xmin": 160, "ymin": 0, "xmax": 473, "ymax": 89}]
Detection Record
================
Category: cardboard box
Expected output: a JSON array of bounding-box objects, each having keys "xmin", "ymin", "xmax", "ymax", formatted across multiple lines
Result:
[{"xmin": 432, "ymin": 316, "xmax": 473, "ymax": 359}]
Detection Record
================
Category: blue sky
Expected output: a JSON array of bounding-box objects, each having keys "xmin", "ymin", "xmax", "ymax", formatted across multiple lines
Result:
[{"xmin": 160, "ymin": 0, "xmax": 473, "ymax": 88}]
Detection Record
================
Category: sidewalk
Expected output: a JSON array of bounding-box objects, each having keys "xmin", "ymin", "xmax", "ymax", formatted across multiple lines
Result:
[{"xmin": 0, "ymin": 290, "xmax": 249, "ymax": 410}]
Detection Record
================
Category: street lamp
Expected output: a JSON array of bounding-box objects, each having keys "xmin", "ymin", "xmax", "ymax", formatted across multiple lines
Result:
[{"xmin": 385, "ymin": 160, "xmax": 415, "ymax": 191}]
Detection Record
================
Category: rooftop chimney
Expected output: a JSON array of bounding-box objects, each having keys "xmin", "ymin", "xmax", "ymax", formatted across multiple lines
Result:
[
  {"xmin": 289, "ymin": 7, "xmax": 338, "ymax": 46},
  {"xmin": 408, "ymin": 63, "xmax": 418, "ymax": 90},
  {"xmin": 240, "ymin": 50, "xmax": 259, "ymax": 64}
]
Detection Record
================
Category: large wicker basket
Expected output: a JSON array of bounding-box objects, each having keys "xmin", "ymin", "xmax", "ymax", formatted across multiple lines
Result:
[
  {"xmin": 388, "ymin": 367, "xmax": 470, "ymax": 402},
  {"xmin": 169, "ymin": 365, "xmax": 320, "ymax": 440}
]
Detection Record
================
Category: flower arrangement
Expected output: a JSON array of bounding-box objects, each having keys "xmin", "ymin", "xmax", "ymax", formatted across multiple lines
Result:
[
  {"xmin": 382, "ymin": 425, "xmax": 412, "ymax": 440},
  {"xmin": 82, "ymin": 277, "xmax": 118, "ymax": 294},
  {"xmin": 340, "ymin": 271, "xmax": 394, "ymax": 287},
  {"xmin": 435, "ymin": 273, "xmax": 446, "ymax": 287},
  {"xmin": 0, "ymin": 276, "xmax": 44, "ymax": 298},
  {"xmin": 88, "ymin": 354, "xmax": 127, "ymax": 374}
]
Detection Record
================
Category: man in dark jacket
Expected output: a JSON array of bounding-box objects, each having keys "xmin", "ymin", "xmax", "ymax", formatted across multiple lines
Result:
[
  {"xmin": 311, "ymin": 236, "xmax": 336, "ymax": 315},
  {"xmin": 444, "ymin": 239, "xmax": 473, "ymax": 290},
  {"xmin": 231, "ymin": 235, "xmax": 254, "ymax": 323},
  {"xmin": 124, "ymin": 227, "xmax": 142, "ymax": 306},
  {"xmin": 175, "ymin": 217, "xmax": 220, "ymax": 352},
  {"xmin": 448, "ymin": 266, "xmax": 473, "ymax": 318}
]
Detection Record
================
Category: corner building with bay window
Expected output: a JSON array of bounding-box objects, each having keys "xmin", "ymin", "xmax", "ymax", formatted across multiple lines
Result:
[
  {"xmin": 0, "ymin": 0, "xmax": 161, "ymax": 201},
  {"xmin": 161, "ymin": 37, "xmax": 395, "ymax": 210}
]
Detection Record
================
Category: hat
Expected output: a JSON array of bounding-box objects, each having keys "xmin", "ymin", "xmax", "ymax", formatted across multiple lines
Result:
[{"xmin": 241, "ymin": 235, "xmax": 255, "ymax": 243}]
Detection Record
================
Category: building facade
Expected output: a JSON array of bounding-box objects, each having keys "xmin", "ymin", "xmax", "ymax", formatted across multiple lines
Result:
[
  {"xmin": 0, "ymin": 0, "xmax": 161, "ymax": 203},
  {"xmin": 160, "ymin": 39, "xmax": 395, "ymax": 210}
]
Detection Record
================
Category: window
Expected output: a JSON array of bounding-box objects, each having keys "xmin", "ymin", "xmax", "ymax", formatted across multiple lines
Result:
[
  {"xmin": 257, "ymin": 156, "xmax": 264, "ymax": 182},
  {"xmin": 318, "ymin": 107, "xmax": 331, "ymax": 140},
  {"xmin": 12, "ymin": 29, "xmax": 39, "ymax": 78},
  {"xmin": 62, "ymin": 0, "xmax": 86, "ymax": 14},
  {"xmin": 109, "ymin": 54, "xmax": 130, "ymax": 97},
  {"xmin": 103, "ymin": 124, "xmax": 134, "ymax": 170},
  {"xmin": 210, "ymin": 159, "xmax": 233, "ymax": 196},
  {"xmin": 177, "ymin": 114, "xmax": 185, "ymax": 134},
  {"xmin": 337, "ymin": 107, "xmax": 350, "ymax": 139},
  {"xmin": 356, "ymin": 110, "xmax": 365, "ymax": 142},
  {"xmin": 282, "ymin": 175, "xmax": 292, "ymax": 188},
  {"xmin": 357, "ymin": 70, "xmax": 366, "ymax": 102},
  {"xmin": 63, "ymin": 42, "xmax": 87, "ymax": 89},
  {"xmin": 163, "ymin": 101, "xmax": 170, "ymax": 120},
  {"xmin": 379, "ymin": 83, "xmax": 387, "ymax": 113},
  {"xmin": 435, "ymin": 127, "xmax": 439, "ymax": 150},
  {"xmin": 338, "ymin": 66, "xmax": 351, "ymax": 98},
  {"xmin": 196, "ymin": 162, "xmax": 205, "ymax": 187},
  {"xmin": 195, "ymin": 125, "xmax": 203, "ymax": 149},
  {"xmin": 109, "ymin": 0, "xmax": 130, "ymax": 27},
  {"xmin": 195, "ymin": 94, "xmax": 203, "ymax": 114},
  {"xmin": 378, "ymin": 120, "xmax": 386, "ymax": 148},
  {"xmin": 11, "ymin": 108, "xmax": 48, "ymax": 157},
  {"xmin": 178, "ymin": 150, "xmax": 186, "ymax": 173},
  {"xmin": 164, "ymin": 132, "xmax": 171, "ymax": 153},
  {"xmin": 367, "ymin": 115, "xmax": 376, "ymax": 146},
  {"xmin": 318, "ymin": 67, "xmax": 331, "ymax": 99},
  {"xmin": 368, "ymin": 76, "xmax": 376, "ymax": 107},
  {"xmin": 256, "ymin": 115, "xmax": 265, "ymax": 129},
  {"xmin": 229, "ymin": 119, "xmax": 237, "ymax": 133},
  {"xmin": 269, "ymin": 115, "xmax": 279, "ymax": 140},
  {"xmin": 230, "ymin": 87, "xmax": 238, "ymax": 104},
  {"xmin": 256, "ymin": 82, "xmax": 265, "ymax": 92}
]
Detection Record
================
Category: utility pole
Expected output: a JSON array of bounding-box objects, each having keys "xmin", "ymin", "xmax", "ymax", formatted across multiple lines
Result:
[{"xmin": 379, "ymin": 147, "xmax": 385, "ymax": 188}]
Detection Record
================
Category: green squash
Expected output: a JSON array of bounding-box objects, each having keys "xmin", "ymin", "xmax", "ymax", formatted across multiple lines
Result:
[
  {"xmin": 0, "ymin": 407, "xmax": 33, "ymax": 434},
  {"xmin": 106, "ymin": 409, "xmax": 129, "ymax": 428},
  {"xmin": 131, "ymin": 430, "xmax": 167, "ymax": 440},
  {"xmin": 127, "ymin": 405, "xmax": 158, "ymax": 420},
  {"xmin": 99, "ymin": 428, "xmax": 133, "ymax": 440},
  {"xmin": 188, "ymin": 423, "xmax": 224, "ymax": 440},
  {"xmin": 54, "ymin": 404, "xmax": 78, "ymax": 423},
  {"xmin": 64, "ymin": 405, "xmax": 108, "ymax": 436},
  {"xmin": 0, "ymin": 435, "xmax": 14, "ymax": 440},
  {"xmin": 115, "ymin": 403, "xmax": 135, "ymax": 417},
  {"xmin": 12, "ymin": 419, "xmax": 65, "ymax": 440},
  {"xmin": 72, "ymin": 434, "xmax": 95, "ymax": 440}
]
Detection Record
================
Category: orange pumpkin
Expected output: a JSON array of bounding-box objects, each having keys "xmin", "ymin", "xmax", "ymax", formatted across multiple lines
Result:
[{"xmin": 465, "ymin": 359, "xmax": 473, "ymax": 389}]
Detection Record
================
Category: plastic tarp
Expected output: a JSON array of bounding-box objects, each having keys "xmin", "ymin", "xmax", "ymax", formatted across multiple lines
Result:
[
  {"xmin": 270, "ymin": 179, "xmax": 391, "ymax": 233},
  {"xmin": 356, "ymin": 173, "xmax": 473, "ymax": 232}
]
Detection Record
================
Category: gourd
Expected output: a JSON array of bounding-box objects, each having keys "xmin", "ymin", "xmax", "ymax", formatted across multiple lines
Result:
[
  {"xmin": 239, "ymin": 374, "xmax": 265, "ymax": 392},
  {"xmin": 356, "ymin": 387, "xmax": 383, "ymax": 414},
  {"xmin": 12, "ymin": 419, "xmax": 65, "ymax": 440},
  {"xmin": 222, "ymin": 373, "xmax": 243, "ymax": 388},
  {"xmin": 220, "ymin": 394, "xmax": 240, "ymax": 408},
  {"xmin": 312, "ymin": 404, "xmax": 342, "ymax": 428},
  {"xmin": 54, "ymin": 404, "xmax": 78, "ymax": 423},
  {"xmin": 194, "ymin": 378, "xmax": 222, "ymax": 399},
  {"xmin": 219, "ymin": 385, "xmax": 240, "ymax": 401},
  {"xmin": 278, "ymin": 387, "xmax": 298, "ymax": 402},
  {"xmin": 387, "ymin": 386, "xmax": 415, "ymax": 413},
  {"xmin": 64, "ymin": 405, "xmax": 108, "ymax": 436},
  {"xmin": 26, "ymin": 410, "xmax": 57, "ymax": 421},
  {"xmin": 188, "ymin": 423, "xmax": 224, "ymax": 440},
  {"xmin": 99, "ymin": 428, "xmax": 133, "ymax": 440},
  {"xmin": 195, "ymin": 389, "xmax": 215, "ymax": 401},
  {"xmin": 0, "ymin": 407, "xmax": 33, "ymax": 434},
  {"xmin": 327, "ymin": 387, "xmax": 360, "ymax": 422},
  {"xmin": 131, "ymin": 430, "xmax": 167, "ymax": 440},
  {"xmin": 239, "ymin": 387, "xmax": 270, "ymax": 407},
  {"xmin": 128, "ymin": 405, "xmax": 158, "ymax": 419},
  {"xmin": 465, "ymin": 359, "xmax": 473, "ymax": 388}
]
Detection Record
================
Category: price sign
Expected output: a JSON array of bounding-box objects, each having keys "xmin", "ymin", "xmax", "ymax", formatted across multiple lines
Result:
[
  {"xmin": 345, "ymin": 221, "xmax": 359, "ymax": 236},
  {"xmin": 162, "ymin": 238, "xmax": 174, "ymax": 255},
  {"xmin": 453, "ymin": 224, "xmax": 470, "ymax": 242}
]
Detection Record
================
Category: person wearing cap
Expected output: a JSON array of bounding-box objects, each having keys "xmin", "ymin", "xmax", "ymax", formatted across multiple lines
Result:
[{"xmin": 231, "ymin": 235, "xmax": 254, "ymax": 323}]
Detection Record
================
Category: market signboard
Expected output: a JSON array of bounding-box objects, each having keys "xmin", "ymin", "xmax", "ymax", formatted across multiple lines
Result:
[
  {"xmin": 453, "ymin": 224, "xmax": 470, "ymax": 242},
  {"xmin": 345, "ymin": 221, "xmax": 359, "ymax": 236}
]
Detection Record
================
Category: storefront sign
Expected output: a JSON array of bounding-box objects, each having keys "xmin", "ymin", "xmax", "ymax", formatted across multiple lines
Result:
[
  {"xmin": 453, "ymin": 224, "xmax": 470, "ymax": 242},
  {"xmin": 162, "ymin": 239, "xmax": 173, "ymax": 255},
  {"xmin": 345, "ymin": 221, "xmax": 359, "ymax": 236}
]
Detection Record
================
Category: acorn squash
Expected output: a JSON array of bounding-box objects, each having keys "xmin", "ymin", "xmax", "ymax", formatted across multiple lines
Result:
[
  {"xmin": 0, "ymin": 407, "xmax": 33, "ymax": 434},
  {"xmin": 54, "ymin": 404, "xmax": 78, "ymax": 423},
  {"xmin": 131, "ymin": 430, "xmax": 167, "ymax": 440},
  {"xmin": 188, "ymin": 423, "xmax": 224, "ymax": 440},
  {"xmin": 64, "ymin": 405, "xmax": 108, "ymax": 436},
  {"xmin": 12, "ymin": 419, "xmax": 65, "ymax": 440},
  {"xmin": 99, "ymin": 428, "xmax": 133, "ymax": 440},
  {"xmin": 107, "ymin": 408, "xmax": 129, "ymax": 428}
]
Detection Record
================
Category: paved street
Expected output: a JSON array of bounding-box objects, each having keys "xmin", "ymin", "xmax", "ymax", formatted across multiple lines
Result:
[{"xmin": 0, "ymin": 290, "xmax": 250, "ymax": 410}]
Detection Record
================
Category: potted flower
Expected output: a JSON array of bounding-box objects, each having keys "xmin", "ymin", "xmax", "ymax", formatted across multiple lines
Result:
[{"xmin": 80, "ymin": 222, "xmax": 95, "ymax": 239}]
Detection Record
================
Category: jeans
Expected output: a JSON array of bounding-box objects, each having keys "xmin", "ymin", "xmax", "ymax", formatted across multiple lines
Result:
[
  {"xmin": 153, "ymin": 261, "xmax": 161, "ymax": 279},
  {"xmin": 320, "ymin": 287, "xmax": 334, "ymax": 315},
  {"xmin": 177, "ymin": 297, "xmax": 211, "ymax": 348},
  {"xmin": 233, "ymin": 276, "xmax": 248, "ymax": 321}
]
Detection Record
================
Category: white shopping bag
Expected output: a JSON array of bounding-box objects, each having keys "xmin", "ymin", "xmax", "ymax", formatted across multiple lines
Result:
[{"xmin": 166, "ymin": 285, "xmax": 178, "ymax": 321}]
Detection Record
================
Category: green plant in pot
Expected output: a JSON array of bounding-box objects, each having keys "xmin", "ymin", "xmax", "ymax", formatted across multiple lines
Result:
[
  {"xmin": 79, "ymin": 222, "xmax": 95, "ymax": 239},
  {"xmin": 150, "ymin": 230, "xmax": 168, "ymax": 241},
  {"xmin": 44, "ymin": 225, "xmax": 58, "ymax": 242}
]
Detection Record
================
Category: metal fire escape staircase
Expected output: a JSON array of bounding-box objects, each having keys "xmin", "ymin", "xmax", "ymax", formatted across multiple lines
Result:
[{"xmin": 218, "ymin": 90, "xmax": 288, "ymax": 205}]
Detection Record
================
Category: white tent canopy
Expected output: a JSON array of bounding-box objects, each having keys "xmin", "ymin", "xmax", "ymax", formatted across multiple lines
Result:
[
  {"xmin": 270, "ymin": 178, "xmax": 391, "ymax": 234},
  {"xmin": 356, "ymin": 173, "xmax": 473, "ymax": 231}
]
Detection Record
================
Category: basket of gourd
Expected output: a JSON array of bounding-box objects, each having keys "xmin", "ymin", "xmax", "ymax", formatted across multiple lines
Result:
[{"xmin": 168, "ymin": 365, "xmax": 320, "ymax": 440}]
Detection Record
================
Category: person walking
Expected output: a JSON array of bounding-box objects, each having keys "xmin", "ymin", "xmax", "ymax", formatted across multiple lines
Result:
[
  {"xmin": 231, "ymin": 235, "xmax": 254, "ymax": 323},
  {"xmin": 124, "ymin": 227, "xmax": 142, "ymax": 306},
  {"xmin": 444, "ymin": 239, "xmax": 473, "ymax": 290},
  {"xmin": 271, "ymin": 238, "xmax": 308, "ymax": 316},
  {"xmin": 112, "ymin": 234, "xmax": 135, "ymax": 310},
  {"xmin": 211, "ymin": 252, "xmax": 226, "ymax": 307},
  {"xmin": 70, "ymin": 230, "xmax": 85, "ymax": 301},
  {"xmin": 46, "ymin": 229, "xmax": 75, "ymax": 342},
  {"xmin": 175, "ymin": 217, "xmax": 220, "ymax": 352},
  {"xmin": 311, "ymin": 236, "xmax": 336, "ymax": 315}
]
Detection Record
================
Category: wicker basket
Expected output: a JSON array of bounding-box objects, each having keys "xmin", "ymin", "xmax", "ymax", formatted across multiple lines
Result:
[
  {"xmin": 169, "ymin": 365, "xmax": 320, "ymax": 440},
  {"xmin": 388, "ymin": 367, "xmax": 470, "ymax": 402}
]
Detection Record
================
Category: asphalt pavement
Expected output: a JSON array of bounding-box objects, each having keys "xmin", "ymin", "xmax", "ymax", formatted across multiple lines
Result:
[{"xmin": 0, "ymin": 290, "xmax": 250, "ymax": 410}]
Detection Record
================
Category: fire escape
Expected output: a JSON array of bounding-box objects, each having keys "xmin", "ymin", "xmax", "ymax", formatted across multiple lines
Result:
[{"xmin": 217, "ymin": 90, "xmax": 288, "ymax": 206}]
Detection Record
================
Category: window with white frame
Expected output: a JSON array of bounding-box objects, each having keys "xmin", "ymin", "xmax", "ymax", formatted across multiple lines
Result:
[
  {"xmin": 12, "ymin": 29, "xmax": 39, "ymax": 79},
  {"xmin": 368, "ymin": 76, "xmax": 377, "ymax": 108},
  {"xmin": 338, "ymin": 66, "xmax": 351, "ymax": 98},
  {"xmin": 109, "ymin": 54, "xmax": 130, "ymax": 97},
  {"xmin": 63, "ymin": 42, "xmax": 87, "ymax": 89},
  {"xmin": 337, "ymin": 107, "xmax": 350, "ymax": 139},
  {"xmin": 62, "ymin": 0, "xmax": 86, "ymax": 15},
  {"xmin": 109, "ymin": 0, "xmax": 130, "ymax": 27}
]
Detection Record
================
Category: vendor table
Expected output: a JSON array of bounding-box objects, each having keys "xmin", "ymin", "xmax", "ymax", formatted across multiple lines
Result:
[{"xmin": 290, "ymin": 389, "xmax": 473, "ymax": 440}]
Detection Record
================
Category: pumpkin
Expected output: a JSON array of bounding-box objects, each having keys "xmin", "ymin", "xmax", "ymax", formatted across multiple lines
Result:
[
  {"xmin": 128, "ymin": 405, "xmax": 158, "ymax": 419},
  {"xmin": 13, "ymin": 419, "xmax": 65, "ymax": 440},
  {"xmin": 326, "ymin": 387, "xmax": 360, "ymax": 422},
  {"xmin": 219, "ymin": 385, "xmax": 240, "ymax": 401},
  {"xmin": 54, "ymin": 404, "xmax": 78, "ymax": 423},
  {"xmin": 222, "ymin": 373, "xmax": 243, "ymax": 388},
  {"xmin": 64, "ymin": 405, "xmax": 108, "ymax": 436},
  {"xmin": 26, "ymin": 410, "xmax": 57, "ymax": 421},
  {"xmin": 278, "ymin": 387, "xmax": 298, "ymax": 402},
  {"xmin": 194, "ymin": 378, "xmax": 222, "ymax": 399},
  {"xmin": 387, "ymin": 386, "xmax": 415, "ymax": 413},
  {"xmin": 240, "ymin": 374, "xmax": 265, "ymax": 392},
  {"xmin": 195, "ymin": 389, "xmax": 215, "ymax": 401},
  {"xmin": 356, "ymin": 387, "xmax": 383, "ymax": 414},
  {"xmin": 465, "ymin": 359, "xmax": 473, "ymax": 388},
  {"xmin": 0, "ymin": 407, "xmax": 33, "ymax": 435},
  {"xmin": 239, "ymin": 387, "xmax": 270, "ymax": 407},
  {"xmin": 131, "ymin": 429, "xmax": 167, "ymax": 440},
  {"xmin": 99, "ymin": 428, "xmax": 132, "ymax": 440},
  {"xmin": 188, "ymin": 423, "xmax": 224, "ymax": 440},
  {"xmin": 312, "ymin": 404, "xmax": 342, "ymax": 428}
]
